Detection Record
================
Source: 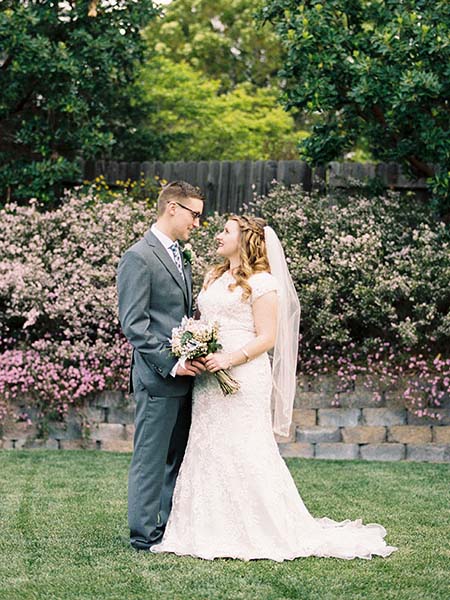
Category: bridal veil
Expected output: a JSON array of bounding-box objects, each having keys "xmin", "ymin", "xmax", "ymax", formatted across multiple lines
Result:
[{"xmin": 264, "ymin": 226, "xmax": 301, "ymax": 437}]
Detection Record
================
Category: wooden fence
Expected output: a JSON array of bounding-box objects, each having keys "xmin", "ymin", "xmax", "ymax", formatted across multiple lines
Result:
[{"xmin": 79, "ymin": 159, "xmax": 429, "ymax": 214}]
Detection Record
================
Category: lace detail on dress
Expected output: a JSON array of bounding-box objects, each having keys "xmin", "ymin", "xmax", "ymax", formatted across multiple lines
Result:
[{"xmin": 151, "ymin": 271, "xmax": 398, "ymax": 562}]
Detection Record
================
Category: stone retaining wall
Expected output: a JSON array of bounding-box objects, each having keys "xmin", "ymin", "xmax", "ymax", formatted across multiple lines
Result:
[
  {"xmin": 275, "ymin": 375, "xmax": 450, "ymax": 462},
  {"xmin": 1, "ymin": 375, "xmax": 450, "ymax": 463},
  {"xmin": 276, "ymin": 407, "xmax": 450, "ymax": 463}
]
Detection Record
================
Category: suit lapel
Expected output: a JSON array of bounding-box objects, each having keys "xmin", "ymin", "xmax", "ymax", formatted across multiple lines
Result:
[
  {"xmin": 144, "ymin": 229, "xmax": 189, "ymax": 305},
  {"xmin": 183, "ymin": 258, "xmax": 193, "ymax": 314}
]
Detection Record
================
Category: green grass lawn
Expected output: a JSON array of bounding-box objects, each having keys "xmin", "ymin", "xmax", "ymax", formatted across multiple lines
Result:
[{"xmin": 0, "ymin": 451, "xmax": 449, "ymax": 600}]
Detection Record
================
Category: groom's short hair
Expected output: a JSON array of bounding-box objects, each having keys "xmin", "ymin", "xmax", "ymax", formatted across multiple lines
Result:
[{"xmin": 157, "ymin": 180, "xmax": 205, "ymax": 215}]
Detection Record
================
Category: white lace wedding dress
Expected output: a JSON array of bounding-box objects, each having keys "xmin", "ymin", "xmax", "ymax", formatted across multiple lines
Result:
[{"xmin": 151, "ymin": 271, "xmax": 398, "ymax": 561}]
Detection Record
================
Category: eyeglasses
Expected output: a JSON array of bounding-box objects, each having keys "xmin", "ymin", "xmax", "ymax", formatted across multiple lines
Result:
[{"xmin": 174, "ymin": 201, "xmax": 202, "ymax": 220}]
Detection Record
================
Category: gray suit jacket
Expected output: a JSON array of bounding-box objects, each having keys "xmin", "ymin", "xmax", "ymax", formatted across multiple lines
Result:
[{"xmin": 117, "ymin": 228, "xmax": 193, "ymax": 397}]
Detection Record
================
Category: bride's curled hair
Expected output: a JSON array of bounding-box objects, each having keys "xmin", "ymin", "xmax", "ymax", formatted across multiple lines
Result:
[{"xmin": 206, "ymin": 215, "xmax": 271, "ymax": 301}]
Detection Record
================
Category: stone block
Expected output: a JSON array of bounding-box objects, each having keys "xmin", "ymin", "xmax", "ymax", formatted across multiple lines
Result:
[
  {"xmin": 59, "ymin": 440, "xmax": 86, "ymax": 450},
  {"xmin": 342, "ymin": 426, "xmax": 386, "ymax": 444},
  {"xmin": 22, "ymin": 438, "xmax": 87, "ymax": 451},
  {"xmin": 48, "ymin": 421, "xmax": 82, "ymax": 441},
  {"xmin": 334, "ymin": 391, "xmax": 385, "ymax": 408},
  {"xmin": 123, "ymin": 424, "xmax": 135, "ymax": 440},
  {"xmin": 440, "ymin": 393, "xmax": 450, "ymax": 409},
  {"xmin": 2, "ymin": 422, "xmax": 36, "ymax": 449},
  {"xmin": 295, "ymin": 391, "xmax": 333, "ymax": 409},
  {"xmin": 296, "ymin": 376, "xmax": 317, "ymax": 393},
  {"xmin": 278, "ymin": 442, "xmax": 315, "ymax": 458},
  {"xmin": 45, "ymin": 438, "xmax": 60, "ymax": 450},
  {"xmin": 24, "ymin": 438, "xmax": 59, "ymax": 450},
  {"xmin": 387, "ymin": 426, "xmax": 432, "ymax": 444},
  {"xmin": 83, "ymin": 405, "xmax": 104, "ymax": 423},
  {"xmin": 433, "ymin": 426, "xmax": 450, "ymax": 444},
  {"xmin": 296, "ymin": 427, "xmax": 342, "ymax": 443},
  {"xmin": 91, "ymin": 423, "xmax": 127, "ymax": 442},
  {"xmin": 360, "ymin": 443, "xmax": 406, "ymax": 461},
  {"xmin": 361, "ymin": 408, "xmax": 407, "ymax": 426},
  {"xmin": 298, "ymin": 374, "xmax": 341, "ymax": 393},
  {"xmin": 318, "ymin": 408, "xmax": 361, "ymax": 427},
  {"xmin": 5, "ymin": 404, "xmax": 40, "ymax": 423},
  {"xmin": 101, "ymin": 440, "xmax": 133, "ymax": 452},
  {"xmin": 315, "ymin": 443, "xmax": 360, "ymax": 460},
  {"xmin": 3, "ymin": 421, "xmax": 37, "ymax": 438},
  {"xmin": 292, "ymin": 408, "xmax": 316, "ymax": 428},
  {"xmin": 354, "ymin": 379, "xmax": 400, "ymax": 407},
  {"xmin": 84, "ymin": 397, "xmax": 135, "ymax": 425},
  {"xmin": 274, "ymin": 422, "xmax": 296, "ymax": 443},
  {"xmin": 3, "ymin": 438, "xmax": 28, "ymax": 450},
  {"xmin": 95, "ymin": 390, "xmax": 128, "ymax": 408},
  {"xmin": 108, "ymin": 405, "xmax": 135, "ymax": 425},
  {"xmin": 332, "ymin": 376, "xmax": 397, "ymax": 408},
  {"xmin": 406, "ymin": 444, "xmax": 450, "ymax": 463},
  {"xmin": 407, "ymin": 410, "xmax": 450, "ymax": 425}
]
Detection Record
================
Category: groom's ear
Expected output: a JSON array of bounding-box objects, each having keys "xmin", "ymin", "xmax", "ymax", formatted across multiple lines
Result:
[{"xmin": 166, "ymin": 201, "xmax": 177, "ymax": 216}]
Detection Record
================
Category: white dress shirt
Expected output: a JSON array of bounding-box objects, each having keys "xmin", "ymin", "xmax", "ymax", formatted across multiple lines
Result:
[{"xmin": 151, "ymin": 223, "xmax": 179, "ymax": 262}]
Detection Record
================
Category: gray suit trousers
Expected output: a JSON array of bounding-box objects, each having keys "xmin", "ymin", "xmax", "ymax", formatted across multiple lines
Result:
[{"xmin": 128, "ymin": 369, "xmax": 192, "ymax": 550}]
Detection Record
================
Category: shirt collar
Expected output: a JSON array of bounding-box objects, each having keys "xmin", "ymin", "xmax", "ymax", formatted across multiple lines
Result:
[{"xmin": 151, "ymin": 223, "xmax": 176, "ymax": 250}]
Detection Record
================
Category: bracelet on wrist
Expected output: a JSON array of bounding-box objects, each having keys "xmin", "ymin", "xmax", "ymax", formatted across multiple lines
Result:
[{"xmin": 241, "ymin": 349, "xmax": 250, "ymax": 363}]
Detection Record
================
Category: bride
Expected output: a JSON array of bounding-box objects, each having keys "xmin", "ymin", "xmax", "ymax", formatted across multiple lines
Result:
[{"xmin": 151, "ymin": 215, "xmax": 398, "ymax": 561}]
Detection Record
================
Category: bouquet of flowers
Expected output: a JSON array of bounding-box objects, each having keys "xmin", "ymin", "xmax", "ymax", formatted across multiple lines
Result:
[{"xmin": 169, "ymin": 317, "xmax": 240, "ymax": 395}]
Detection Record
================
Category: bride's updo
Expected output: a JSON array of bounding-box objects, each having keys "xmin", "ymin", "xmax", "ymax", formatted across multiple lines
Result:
[{"xmin": 206, "ymin": 215, "xmax": 271, "ymax": 301}]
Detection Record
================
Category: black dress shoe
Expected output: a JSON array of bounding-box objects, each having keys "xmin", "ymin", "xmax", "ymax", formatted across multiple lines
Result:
[
  {"xmin": 131, "ymin": 539, "xmax": 163, "ymax": 552},
  {"xmin": 131, "ymin": 543, "xmax": 152, "ymax": 552}
]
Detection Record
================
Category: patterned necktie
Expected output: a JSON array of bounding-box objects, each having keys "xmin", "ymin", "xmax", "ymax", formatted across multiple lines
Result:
[{"xmin": 170, "ymin": 242, "xmax": 185, "ymax": 279}]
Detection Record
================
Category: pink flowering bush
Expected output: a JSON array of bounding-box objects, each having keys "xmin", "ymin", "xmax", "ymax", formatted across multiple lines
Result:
[
  {"xmin": 0, "ymin": 189, "xmax": 157, "ymax": 428},
  {"xmin": 0, "ymin": 183, "xmax": 449, "ymax": 428}
]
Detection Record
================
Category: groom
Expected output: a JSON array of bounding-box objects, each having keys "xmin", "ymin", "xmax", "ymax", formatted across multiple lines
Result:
[{"xmin": 117, "ymin": 180, "xmax": 206, "ymax": 551}]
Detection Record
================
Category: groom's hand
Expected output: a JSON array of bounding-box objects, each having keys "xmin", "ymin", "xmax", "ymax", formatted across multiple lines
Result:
[{"xmin": 176, "ymin": 358, "xmax": 206, "ymax": 377}]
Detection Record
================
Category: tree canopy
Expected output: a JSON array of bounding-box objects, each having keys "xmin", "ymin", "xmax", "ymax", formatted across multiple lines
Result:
[
  {"xmin": 136, "ymin": 55, "xmax": 301, "ymax": 161},
  {"xmin": 138, "ymin": 0, "xmax": 303, "ymax": 161},
  {"xmin": 0, "ymin": 0, "xmax": 159, "ymax": 205},
  {"xmin": 261, "ymin": 0, "xmax": 450, "ymax": 208},
  {"xmin": 144, "ymin": 0, "xmax": 283, "ymax": 91}
]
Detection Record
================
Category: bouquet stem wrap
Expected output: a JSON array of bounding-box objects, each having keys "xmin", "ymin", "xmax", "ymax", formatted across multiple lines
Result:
[{"xmin": 213, "ymin": 368, "xmax": 240, "ymax": 395}]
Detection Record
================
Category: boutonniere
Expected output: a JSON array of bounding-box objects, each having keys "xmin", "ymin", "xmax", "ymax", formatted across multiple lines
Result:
[{"xmin": 182, "ymin": 243, "xmax": 196, "ymax": 266}]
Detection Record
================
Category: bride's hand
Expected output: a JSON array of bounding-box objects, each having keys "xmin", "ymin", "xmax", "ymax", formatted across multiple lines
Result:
[{"xmin": 204, "ymin": 352, "xmax": 230, "ymax": 373}]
